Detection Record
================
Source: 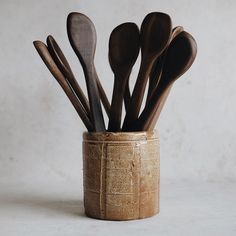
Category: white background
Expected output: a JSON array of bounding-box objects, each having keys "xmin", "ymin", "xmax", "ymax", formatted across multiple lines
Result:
[{"xmin": 0, "ymin": 0, "xmax": 235, "ymax": 235}]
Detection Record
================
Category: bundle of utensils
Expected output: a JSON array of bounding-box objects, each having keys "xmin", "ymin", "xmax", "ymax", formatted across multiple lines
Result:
[{"xmin": 34, "ymin": 11, "xmax": 197, "ymax": 132}]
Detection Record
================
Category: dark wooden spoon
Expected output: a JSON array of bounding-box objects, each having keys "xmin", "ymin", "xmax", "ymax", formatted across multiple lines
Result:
[
  {"xmin": 67, "ymin": 12, "xmax": 105, "ymax": 131},
  {"xmin": 146, "ymin": 26, "xmax": 184, "ymax": 128},
  {"xmin": 108, "ymin": 22, "xmax": 140, "ymax": 132},
  {"xmin": 122, "ymin": 12, "xmax": 172, "ymax": 131},
  {"xmin": 46, "ymin": 35, "xmax": 90, "ymax": 116},
  {"xmin": 132, "ymin": 31, "xmax": 197, "ymax": 131},
  {"xmin": 146, "ymin": 26, "xmax": 184, "ymax": 103},
  {"xmin": 33, "ymin": 41, "xmax": 93, "ymax": 131}
]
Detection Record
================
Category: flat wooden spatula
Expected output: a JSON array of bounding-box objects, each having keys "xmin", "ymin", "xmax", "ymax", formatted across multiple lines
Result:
[
  {"xmin": 46, "ymin": 35, "xmax": 90, "ymax": 116},
  {"xmin": 33, "ymin": 41, "xmax": 93, "ymax": 131},
  {"xmin": 67, "ymin": 12, "xmax": 105, "ymax": 131}
]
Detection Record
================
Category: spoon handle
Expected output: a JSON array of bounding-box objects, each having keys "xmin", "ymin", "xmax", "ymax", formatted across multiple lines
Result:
[
  {"xmin": 84, "ymin": 64, "xmax": 106, "ymax": 132},
  {"xmin": 108, "ymin": 72, "xmax": 129, "ymax": 132},
  {"xmin": 33, "ymin": 41, "xmax": 93, "ymax": 131},
  {"xmin": 124, "ymin": 72, "xmax": 131, "ymax": 111},
  {"xmin": 122, "ymin": 59, "xmax": 153, "ymax": 131},
  {"xmin": 146, "ymin": 84, "xmax": 172, "ymax": 130},
  {"xmin": 130, "ymin": 81, "xmax": 170, "ymax": 131},
  {"xmin": 64, "ymin": 73, "xmax": 91, "ymax": 117},
  {"xmin": 146, "ymin": 55, "xmax": 165, "ymax": 104},
  {"xmin": 95, "ymin": 74, "xmax": 111, "ymax": 117},
  {"xmin": 46, "ymin": 36, "xmax": 91, "ymax": 117}
]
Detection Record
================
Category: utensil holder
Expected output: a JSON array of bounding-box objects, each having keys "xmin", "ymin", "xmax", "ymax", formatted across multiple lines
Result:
[{"xmin": 82, "ymin": 130, "xmax": 160, "ymax": 221}]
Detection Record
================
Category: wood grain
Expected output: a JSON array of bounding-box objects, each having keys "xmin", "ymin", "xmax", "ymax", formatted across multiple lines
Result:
[
  {"xmin": 33, "ymin": 40, "xmax": 93, "ymax": 131},
  {"xmin": 46, "ymin": 35, "xmax": 90, "ymax": 116}
]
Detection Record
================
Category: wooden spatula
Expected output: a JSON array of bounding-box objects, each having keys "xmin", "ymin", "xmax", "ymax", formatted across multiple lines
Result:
[
  {"xmin": 67, "ymin": 12, "xmax": 105, "ymax": 131},
  {"xmin": 46, "ymin": 35, "xmax": 90, "ymax": 116},
  {"xmin": 33, "ymin": 41, "xmax": 93, "ymax": 131}
]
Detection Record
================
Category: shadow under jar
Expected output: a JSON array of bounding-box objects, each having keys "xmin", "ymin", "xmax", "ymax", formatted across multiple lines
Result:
[{"xmin": 82, "ymin": 131, "xmax": 160, "ymax": 220}]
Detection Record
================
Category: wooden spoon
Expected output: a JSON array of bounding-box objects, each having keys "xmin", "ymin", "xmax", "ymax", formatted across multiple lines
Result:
[
  {"xmin": 122, "ymin": 12, "xmax": 172, "ymax": 131},
  {"xmin": 132, "ymin": 31, "xmax": 197, "ymax": 131},
  {"xmin": 67, "ymin": 12, "xmax": 105, "ymax": 131},
  {"xmin": 146, "ymin": 26, "xmax": 184, "ymax": 128},
  {"xmin": 146, "ymin": 26, "xmax": 184, "ymax": 103},
  {"xmin": 33, "ymin": 41, "xmax": 94, "ymax": 131},
  {"xmin": 46, "ymin": 35, "xmax": 90, "ymax": 116},
  {"xmin": 108, "ymin": 22, "xmax": 140, "ymax": 132}
]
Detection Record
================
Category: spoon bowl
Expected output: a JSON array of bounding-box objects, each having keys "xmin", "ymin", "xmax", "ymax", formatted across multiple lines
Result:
[{"xmin": 146, "ymin": 26, "xmax": 184, "ymax": 102}]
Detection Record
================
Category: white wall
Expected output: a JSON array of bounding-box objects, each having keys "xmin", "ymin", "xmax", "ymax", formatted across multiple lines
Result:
[{"xmin": 0, "ymin": 0, "xmax": 235, "ymax": 184}]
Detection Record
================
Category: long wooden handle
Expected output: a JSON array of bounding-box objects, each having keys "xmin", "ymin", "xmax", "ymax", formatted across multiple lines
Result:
[
  {"xmin": 124, "ymin": 72, "xmax": 131, "ymax": 112},
  {"xmin": 95, "ymin": 74, "xmax": 111, "ymax": 117},
  {"xmin": 147, "ymin": 84, "xmax": 172, "ymax": 130},
  {"xmin": 66, "ymin": 73, "xmax": 90, "ymax": 116},
  {"xmin": 84, "ymin": 63, "xmax": 106, "ymax": 132},
  {"xmin": 130, "ymin": 81, "xmax": 171, "ymax": 131},
  {"xmin": 33, "ymin": 41, "xmax": 93, "ymax": 131},
  {"xmin": 146, "ymin": 55, "xmax": 164, "ymax": 104},
  {"xmin": 108, "ymin": 72, "xmax": 129, "ymax": 132},
  {"xmin": 122, "ymin": 58, "xmax": 153, "ymax": 131},
  {"xmin": 46, "ymin": 36, "xmax": 91, "ymax": 117}
]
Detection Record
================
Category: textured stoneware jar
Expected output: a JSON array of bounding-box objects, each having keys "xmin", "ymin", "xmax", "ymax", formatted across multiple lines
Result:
[{"xmin": 82, "ymin": 130, "xmax": 160, "ymax": 221}]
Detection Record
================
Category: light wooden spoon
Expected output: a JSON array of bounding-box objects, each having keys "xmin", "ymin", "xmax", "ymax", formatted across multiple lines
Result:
[
  {"xmin": 33, "ymin": 41, "xmax": 93, "ymax": 131},
  {"xmin": 108, "ymin": 22, "xmax": 140, "ymax": 132}
]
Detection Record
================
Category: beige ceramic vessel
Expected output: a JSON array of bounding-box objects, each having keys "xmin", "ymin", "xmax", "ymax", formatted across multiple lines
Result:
[{"xmin": 82, "ymin": 130, "xmax": 160, "ymax": 220}]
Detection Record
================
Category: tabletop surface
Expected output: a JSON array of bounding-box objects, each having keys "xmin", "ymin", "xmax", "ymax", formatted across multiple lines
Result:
[{"xmin": 0, "ymin": 179, "xmax": 235, "ymax": 236}]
